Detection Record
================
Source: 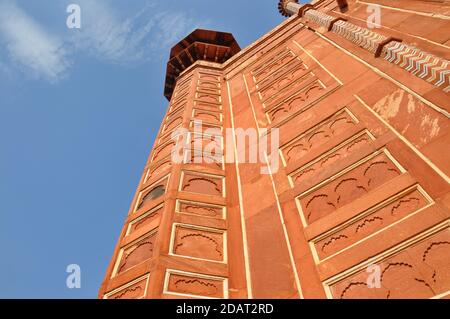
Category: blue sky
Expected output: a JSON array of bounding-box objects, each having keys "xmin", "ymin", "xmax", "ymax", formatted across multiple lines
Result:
[{"xmin": 0, "ymin": 0, "xmax": 286, "ymax": 298}]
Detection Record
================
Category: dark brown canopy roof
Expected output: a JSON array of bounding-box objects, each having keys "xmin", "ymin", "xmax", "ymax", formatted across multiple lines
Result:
[{"xmin": 164, "ymin": 29, "xmax": 240, "ymax": 100}]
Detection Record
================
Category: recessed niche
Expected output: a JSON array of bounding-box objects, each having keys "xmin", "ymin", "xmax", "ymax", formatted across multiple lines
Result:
[
  {"xmin": 104, "ymin": 275, "xmax": 149, "ymax": 299},
  {"xmin": 170, "ymin": 224, "xmax": 226, "ymax": 262},
  {"xmin": 176, "ymin": 200, "xmax": 225, "ymax": 219},
  {"xmin": 127, "ymin": 204, "xmax": 163, "ymax": 236},
  {"xmin": 136, "ymin": 176, "xmax": 169, "ymax": 212},
  {"xmin": 180, "ymin": 171, "xmax": 224, "ymax": 197},
  {"xmin": 114, "ymin": 231, "xmax": 158, "ymax": 276},
  {"xmin": 164, "ymin": 269, "xmax": 228, "ymax": 299}
]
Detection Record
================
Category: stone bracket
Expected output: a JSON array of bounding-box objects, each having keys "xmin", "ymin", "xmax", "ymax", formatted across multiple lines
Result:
[
  {"xmin": 297, "ymin": 4, "xmax": 314, "ymax": 17},
  {"xmin": 328, "ymin": 17, "xmax": 347, "ymax": 31},
  {"xmin": 374, "ymin": 37, "xmax": 403, "ymax": 58}
]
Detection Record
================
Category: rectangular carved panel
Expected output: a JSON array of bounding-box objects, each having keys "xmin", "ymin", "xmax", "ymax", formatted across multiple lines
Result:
[
  {"xmin": 313, "ymin": 186, "xmax": 432, "ymax": 260},
  {"xmin": 189, "ymin": 121, "xmax": 222, "ymax": 133},
  {"xmin": 256, "ymin": 57, "xmax": 307, "ymax": 89},
  {"xmin": 290, "ymin": 131, "xmax": 374, "ymax": 186},
  {"xmin": 186, "ymin": 151, "xmax": 224, "ymax": 171},
  {"xmin": 198, "ymin": 71, "xmax": 220, "ymax": 83},
  {"xmin": 281, "ymin": 108, "xmax": 358, "ymax": 166},
  {"xmin": 114, "ymin": 231, "xmax": 157, "ymax": 276},
  {"xmin": 297, "ymin": 150, "xmax": 403, "ymax": 225},
  {"xmin": 189, "ymin": 132, "xmax": 223, "ymax": 156},
  {"xmin": 127, "ymin": 204, "xmax": 163, "ymax": 236},
  {"xmin": 197, "ymin": 86, "xmax": 221, "ymax": 96},
  {"xmin": 153, "ymin": 140, "xmax": 176, "ymax": 162},
  {"xmin": 266, "ymin": 78, "xmax": 326, "ymax": 123},
  {"xmin": 261, "ymin": 72, "xmax": 316, "ymax": 108},
  {"xmin": 171, "ymin": 224, "xmax": 226, "ymax": 262},
  {"xmin": 192, "ymin": 109, "xmax": 222, "ymax": 125},
  {"xmin": 258, "ymin": 61, "xmax": 310, "ymax": 101},
  {"xmin": 144, "ymin": 157, "xmax": 172, "ymax": 184},
  {"xmin": 162, "ymin": 115, "xmax": 183, "ymax": 135},
  {"xmin": 165, "ymin": 270, "xmax": 227, "ymax": 298},
  {"xmin": 251, "ymin": 48, "xmax": 296, "ymax": 83},
  {"xmin": 328, "ymin": 226, "xmax": 450, "ymax": 299},
  {"xmin": 194, "ymin": 100, "xmax": 222, "ymax": 111},
  {"xmin": 176, "ymin": 200, "xmax": 225, "ymax": 219},
  {"xmin": 104, "ymin": 275, "xmax": 149, "ymax": 299},
  {"xmin": 198, "ymin": 79, "xmax": 221, "ymax": 89},
  {"xmin": 166, "ymin": 107, "xmax": 184, "ymax": 123},
  {"xmin": 171, "ymin": 91, "xmax": 189, "ymax": 105},
  {"xmin": 169, "ymin": 98, "xmax": 187, "ymax": 114},
  {"xmin": 180, "ymin": 171, "xmax": 224, "ymax": 197}
]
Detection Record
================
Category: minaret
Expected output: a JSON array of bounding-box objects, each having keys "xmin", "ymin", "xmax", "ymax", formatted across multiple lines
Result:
[
  {"xmin": 99, "ymin": 29, "xmax": 249, "ymax": 299},
  {"xmin": 100, "ymin": 1, "xmax": 450, "ymax": 299}
]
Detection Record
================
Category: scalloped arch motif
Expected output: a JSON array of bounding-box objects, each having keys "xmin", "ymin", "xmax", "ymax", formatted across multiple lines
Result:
[
  {"xmin": 197, "ymin": 93, "xmax": 220, "ymax": 104},
  {"xmin": 194, "ymin": 111, "xmax": 221, "ymax": 123},
  {"xmin": 111, "ymin": 286, "xmax": 143, "ymax": 299},
  {"xmin": 300, "ymin": 152, "xmax": 401, "ymax": 224},
  {"xmin": 117, "ymin": 233, "xmax": 157, "ymax": 274},
  {"xmin": 252, "ymin": 48, "xmax": 295, "ymax": 82},
  {"xmin": 190, "ymin": 153, "xmax": 222, "ymax": 169},
  {"xmin": 268, "ymin": 82, "xmax": 324, "ymax": 122},
  {"xmin": 106, "ymin": 278, "xmax": 147, "ymax": 299},
  {"xmin": 129, "ymin": 208, "xmax": 162, "ymax": 234},
  {"xmin": 283, "ymin": 110, "xmax": 356, "ymax": 164},
  {"xmin": 145, "ymin": 160, "xmax": 172, "ymax": 183},
  {"xmin": 330, "ymin": 228, "xmax": 450, "ymax": 299},
  {"xmin": 260, "ymin": 64, "xmax": 310, "ymax": 100},
  {"xmin": 292, "ymin": 133, "xmax": 372, "ymax": 184},
  {"xmin": 182, "ymin": 175, "xmax": 222, "ymax": 196},
  {"xmin": 163, "ymin": 116, "xmax": 183, "ymax": 134},
  {"xmin": 173, "ymin": 226, "xmax": 224, "ymax": 261},
  {"xmin": 167, "ymin": 272, "xmax": 224, "ymax": 298},
  {"xmin": 152, "ymin": 141, "xmax": 175, "ymax": 162},
  {"xmin": 179, "ymin": 201, "xmax": 223, "ymax": 218},
  {"xmin": 198, "ymin": 80, "xmax": 220, "ymax": 89}
]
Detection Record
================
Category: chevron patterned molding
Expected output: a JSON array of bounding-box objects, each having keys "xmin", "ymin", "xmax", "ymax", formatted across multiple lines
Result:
[
  {"xmin": 300, "ymin": 9, "xmax": 449, "ymax": 93},
  {"xmin": 304, "ymin": 9, "xmax": 335, "ymax": 30},
  {"xmin": 382, "ymin": 41, "xmax": 450, "ymax": 93},
  {"xmin": 331, "ymin": 19, "xmax": 388, "ymax": 54}
]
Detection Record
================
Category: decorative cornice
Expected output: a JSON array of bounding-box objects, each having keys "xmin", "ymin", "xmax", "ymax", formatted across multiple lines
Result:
[
  {"xmin": 382, "ymin": 42, "xmax": 450, "ymax": 92},
  {"xmin": 330, "ymin": 19, "xmax": 387, "ymax": 54},
  {"xmin": 301, "ymin": 9, "xmax": 450, "ymax": 92}
]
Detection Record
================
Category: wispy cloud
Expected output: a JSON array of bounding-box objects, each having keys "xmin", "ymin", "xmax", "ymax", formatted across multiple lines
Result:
[
  {"xmin": 0, "ymin": 0, "xmax": 70, "ymax": 82},
  {"xmin": 72, "ymin": 0, "xmax": 207, "ymax": 64},
  {"xmin": 0, "ymin": 0, "xmax": 209, "ymax": 83},
  {"xmin": 150, "ymin": 11, "xmax": 204, "ymax": 50}
]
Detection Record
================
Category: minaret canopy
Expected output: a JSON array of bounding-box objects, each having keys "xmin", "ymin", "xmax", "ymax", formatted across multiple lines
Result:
[{"xmin": 164, "ymin": 29, "xmax": 240, "ymax": 100}]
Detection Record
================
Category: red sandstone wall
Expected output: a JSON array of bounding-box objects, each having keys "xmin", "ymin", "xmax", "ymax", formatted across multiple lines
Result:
[{"xmin": 99, "ymin": 0, "xmax": 450, "ymax": 299}]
